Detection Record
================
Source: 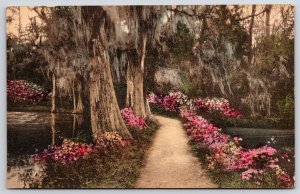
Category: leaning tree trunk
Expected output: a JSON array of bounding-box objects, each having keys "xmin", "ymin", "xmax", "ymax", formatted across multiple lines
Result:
[
  {"xmin": 89, "ymin": 56, "xmax": 132, "ymax": 139},
  {"xmin": 51, "ymin": 74, "xmax": 56, "ymax": 113},
  {"xmin": 126, "ymin": 34, "xmax": 147, "ymax": 118}
]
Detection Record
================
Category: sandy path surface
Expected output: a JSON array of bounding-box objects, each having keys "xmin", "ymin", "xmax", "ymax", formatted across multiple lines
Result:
[{"xmin": 135, "ymin": 115, "xmax": 217, "ymax": 188}]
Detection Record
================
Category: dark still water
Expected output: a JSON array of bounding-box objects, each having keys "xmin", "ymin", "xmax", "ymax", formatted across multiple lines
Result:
[
  {"xmin": 7, "ymin": 111, "xmax": 93, "ymax": 188},
  {"xmin": 7, "ymin": 112, "xmax": 295, "ymax": 155},
  {"xmin": 224, "ymin": 127, "xmax": 294, "ymax": 150},
  {"xmin": 7, "ymin": 112, "xmax": 92, "ymax": 155},
  {"xmin": 7, "ymin": 112, "xmax": 294, "ymax": 188}
]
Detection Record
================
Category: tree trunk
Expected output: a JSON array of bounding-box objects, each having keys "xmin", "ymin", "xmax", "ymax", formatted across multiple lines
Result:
[
  {"xmin": 126, "ymin": 34, "xmax": 147, "ymax": 118},
  {"xmin": 72, "ymin": 80, "xmax": 77, "ymax": 113},
  {"xmin": 51, "ymin": 74, "xmax": 56, "ymax": 113},
  {"xmin": 75, "ymin": 92, "xmax": 84, "ymax": 113},
  {"xmin": 126, "ymin": 58, "xmax": 134, "ymax": 108},
  {"xmin": 51, "ymin": 113, "xmax": 56, "ymax": 145},
  {"xmin": 248, "ymin": 5, "xmax": 256, "ymax": 62},
  {"xmin": 82, "ymin": 7, "xmax": 132, "ymax": 139},
  {"xmin": 72, "ymin": 80, "xmax": 84, "ymax": 114},
  {"xmin": 265, "ymin": 5, "xmax": 272, "ymax": 36},
  {"xmin": 89, "ymin": 57, "xmax": 132, "ymax": 139},
  {"xmin": 126, "ymin": 61, "xmax": 146, "ymax": 118}
]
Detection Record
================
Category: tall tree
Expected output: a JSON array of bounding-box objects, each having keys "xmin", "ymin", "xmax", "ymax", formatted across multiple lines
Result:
[
  {"xmin": 34, "ymin": 7, "xmax": 132, "ymax": 138},
  {"xmin": 124, "ymin": 6, "xmax": 159, "ymax": 118},
  {"xmin": 265, "ymin": 5, "xmax": 272, "ymax": 36},
  {"xmin": 248, "ymin": 5, "xmax": 256, "ymax": 62},
  {"xmin": 82, "ymin": 7, "xmax": 132, "ymax": 138}
]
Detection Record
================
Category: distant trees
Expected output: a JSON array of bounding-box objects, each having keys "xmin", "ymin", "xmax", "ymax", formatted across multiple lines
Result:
[
  {"xmin": 7, "ymin": 5, "xmax": 295, "ymax": 134},
  {"xmin": 153, "ymin": 5, "xmax": 294, "ymax": 119}
]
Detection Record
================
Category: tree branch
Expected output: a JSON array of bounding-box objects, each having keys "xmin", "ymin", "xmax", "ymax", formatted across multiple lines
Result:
[
  {"xmin": 237, "ymin": 8, "xmax": 267, "ymax": 21},
  {"xmin": 167, "ymin": 7, "xmax": 213, "ymax": 20}
]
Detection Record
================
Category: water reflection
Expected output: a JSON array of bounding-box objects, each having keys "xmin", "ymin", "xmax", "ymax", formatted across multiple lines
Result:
[
  {"xmin": 7, "ymin": 111, "xmax": 92, "ymax": 188},
  {"xmin": 224, "ymin": 127, "xmax": 294, "ymax": 149},
  {"xmin": 7, "ymin": 112, "xmax": 91, "ymax": 155}
]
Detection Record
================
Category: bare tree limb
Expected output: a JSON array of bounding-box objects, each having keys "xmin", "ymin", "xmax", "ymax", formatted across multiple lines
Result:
[{"xmin": 237, "ymin": 8, "xmax": 266, "ymax": 21}]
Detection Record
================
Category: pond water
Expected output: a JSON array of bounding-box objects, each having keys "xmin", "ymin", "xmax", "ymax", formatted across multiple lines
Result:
[
  {"xmin": 7, "ymin": 111, "xmax": 92, "ymax": 188},
  {"xmin": 7, "ymin": 111, "xmax": 294, "ymax": 155},
  {"xmin": 224, "ymin": 127, "xmax": 294, "ymax": 150},
  {"xmin": 8, "ymin": 112, "xmax": 92, "ymax": 155},
  {"xmin": 7, "ymin": 111, "xmax": 294, "ymax": 187}
]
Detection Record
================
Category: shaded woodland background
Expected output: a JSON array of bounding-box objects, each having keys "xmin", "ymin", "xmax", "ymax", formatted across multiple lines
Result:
[
  {"xmin": 6, "ymin": 5, "xmax": 295, "ymax": 189},
  {"xmin": 7, "ymin": 5, "xmax": 294, "ymax": 131}
]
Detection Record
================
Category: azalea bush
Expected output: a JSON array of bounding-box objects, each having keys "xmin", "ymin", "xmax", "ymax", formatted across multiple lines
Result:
[
  {"xmin": 182, "ymin": 109, "xmax": 293, "ymax": 187},
  {"xmin": 27, "ymin": 122, "xmax": 159, "ymax": 188},
  {"xmin": 93, "ymin": 131, "xmax": 131, "ymax": 149},
  {"xmin": 121, "ymin": 107, "xmax": 148, "ymax": 129},
  {"xmin": 7, "ymin": 80, "xmax": 49, "ymax": 102},
  {"xmin": 35, "ymin": 139, "xmax": 93, "ymax": 164},
  {"xmin": 148, "ymin": 91, "xmax": 294, "ymax": 188},
  {"xmin": 35, "ymin": 107, "xmax": 148, "ymax": 165},
  {"xmin": 194, "ymin": 98, "xmax": 243, "ymax": 118},
  {"xmin": 147, "ymin": 91, "xmax": 193, "ymax": 111},
  {"xmin": 35, "ymin": 131, "xmax": 130, "ymax": 165}
]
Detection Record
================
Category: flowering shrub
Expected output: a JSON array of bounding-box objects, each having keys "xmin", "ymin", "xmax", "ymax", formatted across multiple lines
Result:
[
  {"xmin": 148, "ymin": 91, "xmax": 294, "ymax": 187},
  {"xmin": 121, "ymin": 107, "xmax": 147, "ymax": 129},
  {"xmin": 35, "ymin": 139, "xmax": 93, "ymax": 164},
  {"xmin": 35, "ymin": 132, "xmax": 130, "ymax": 164},
  {"xmin": 147, "ymin": 92, "xmax": 193, "ymax": 111},
  {"xmin": 93, "ymin": 131, "xmax": 131, "ymax": 148},
  {"xmin": 7, "ymin": 80, "xmax": 49, "ymax": 102},
  {"xmin": 180, "ymin": 109, "xmax": 293, "ymax": 187},
  {"xmin": 147, "ymin": 92, "xmax": 241, "ymax": 117},
  {"xmin": 194, "ymin": 98, "xmax": 243, "ymax": 118}
]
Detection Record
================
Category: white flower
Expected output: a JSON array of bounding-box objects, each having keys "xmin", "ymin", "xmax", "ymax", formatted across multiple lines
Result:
[{"xmin": 271, "ymin": 137, "xmax": 275, "ymax": 141}]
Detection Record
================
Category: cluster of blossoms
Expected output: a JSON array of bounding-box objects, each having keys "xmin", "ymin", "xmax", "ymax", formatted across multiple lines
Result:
[
  {"xmin": 36, "ymin": 131, "xmax": 130, "ymax": 164},
  {"xmin": 35, "ymin": 139, "xmax": 93, "ymax": 164},
  {"xmin": 148, "ymin": 91, "xmax": 294, "ymax": 187},
  {"xmin": 7, "ymin": 80, "xmax": 49, "ymax": 102},
  {"xmin": 181, "ymin": 109, "xmax": 293, "ymax": 187},
  {"xmin": 194, "ymin": 98, "xmax": 243, "ymax": 118},
  {"xmin": 121, "ymin": 107, "xmax": 148, "ymax": 129},
  {"xmin": 35, "ymin": 107, "xmax": 146, "ymax": 164},
  {"xmin": 93, "ymin": 131, "xmax": 131, "ymax": 148},
  {"xmin": 147, "ymin": 92, "xmax": 193, "ymax": 111}
]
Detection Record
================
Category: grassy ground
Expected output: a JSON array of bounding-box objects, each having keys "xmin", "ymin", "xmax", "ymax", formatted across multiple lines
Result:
[{"xmin": 25, "ymin": 122, "xmax": 159, "ymax": 188}]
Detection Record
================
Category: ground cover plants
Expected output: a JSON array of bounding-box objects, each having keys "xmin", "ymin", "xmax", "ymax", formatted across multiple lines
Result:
[{"xmin": 147, "ymin": 91, "xmax": 294, "ymax": 188}]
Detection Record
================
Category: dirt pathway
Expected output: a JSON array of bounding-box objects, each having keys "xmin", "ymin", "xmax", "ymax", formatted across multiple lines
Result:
[{"xmin": 135, "ymin": 115, "xmax": 217, "ymax": 188}]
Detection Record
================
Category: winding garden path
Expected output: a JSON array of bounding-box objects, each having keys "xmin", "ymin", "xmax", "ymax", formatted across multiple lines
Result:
[{"xmin": 135, "ymin": 115, "xmax": 217, "ymax": 188}]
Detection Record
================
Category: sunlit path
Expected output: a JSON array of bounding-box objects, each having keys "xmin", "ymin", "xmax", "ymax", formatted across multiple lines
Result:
[{"xmin": 135, "ymin": 115, "xmax": 216, "ymax": 188}]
